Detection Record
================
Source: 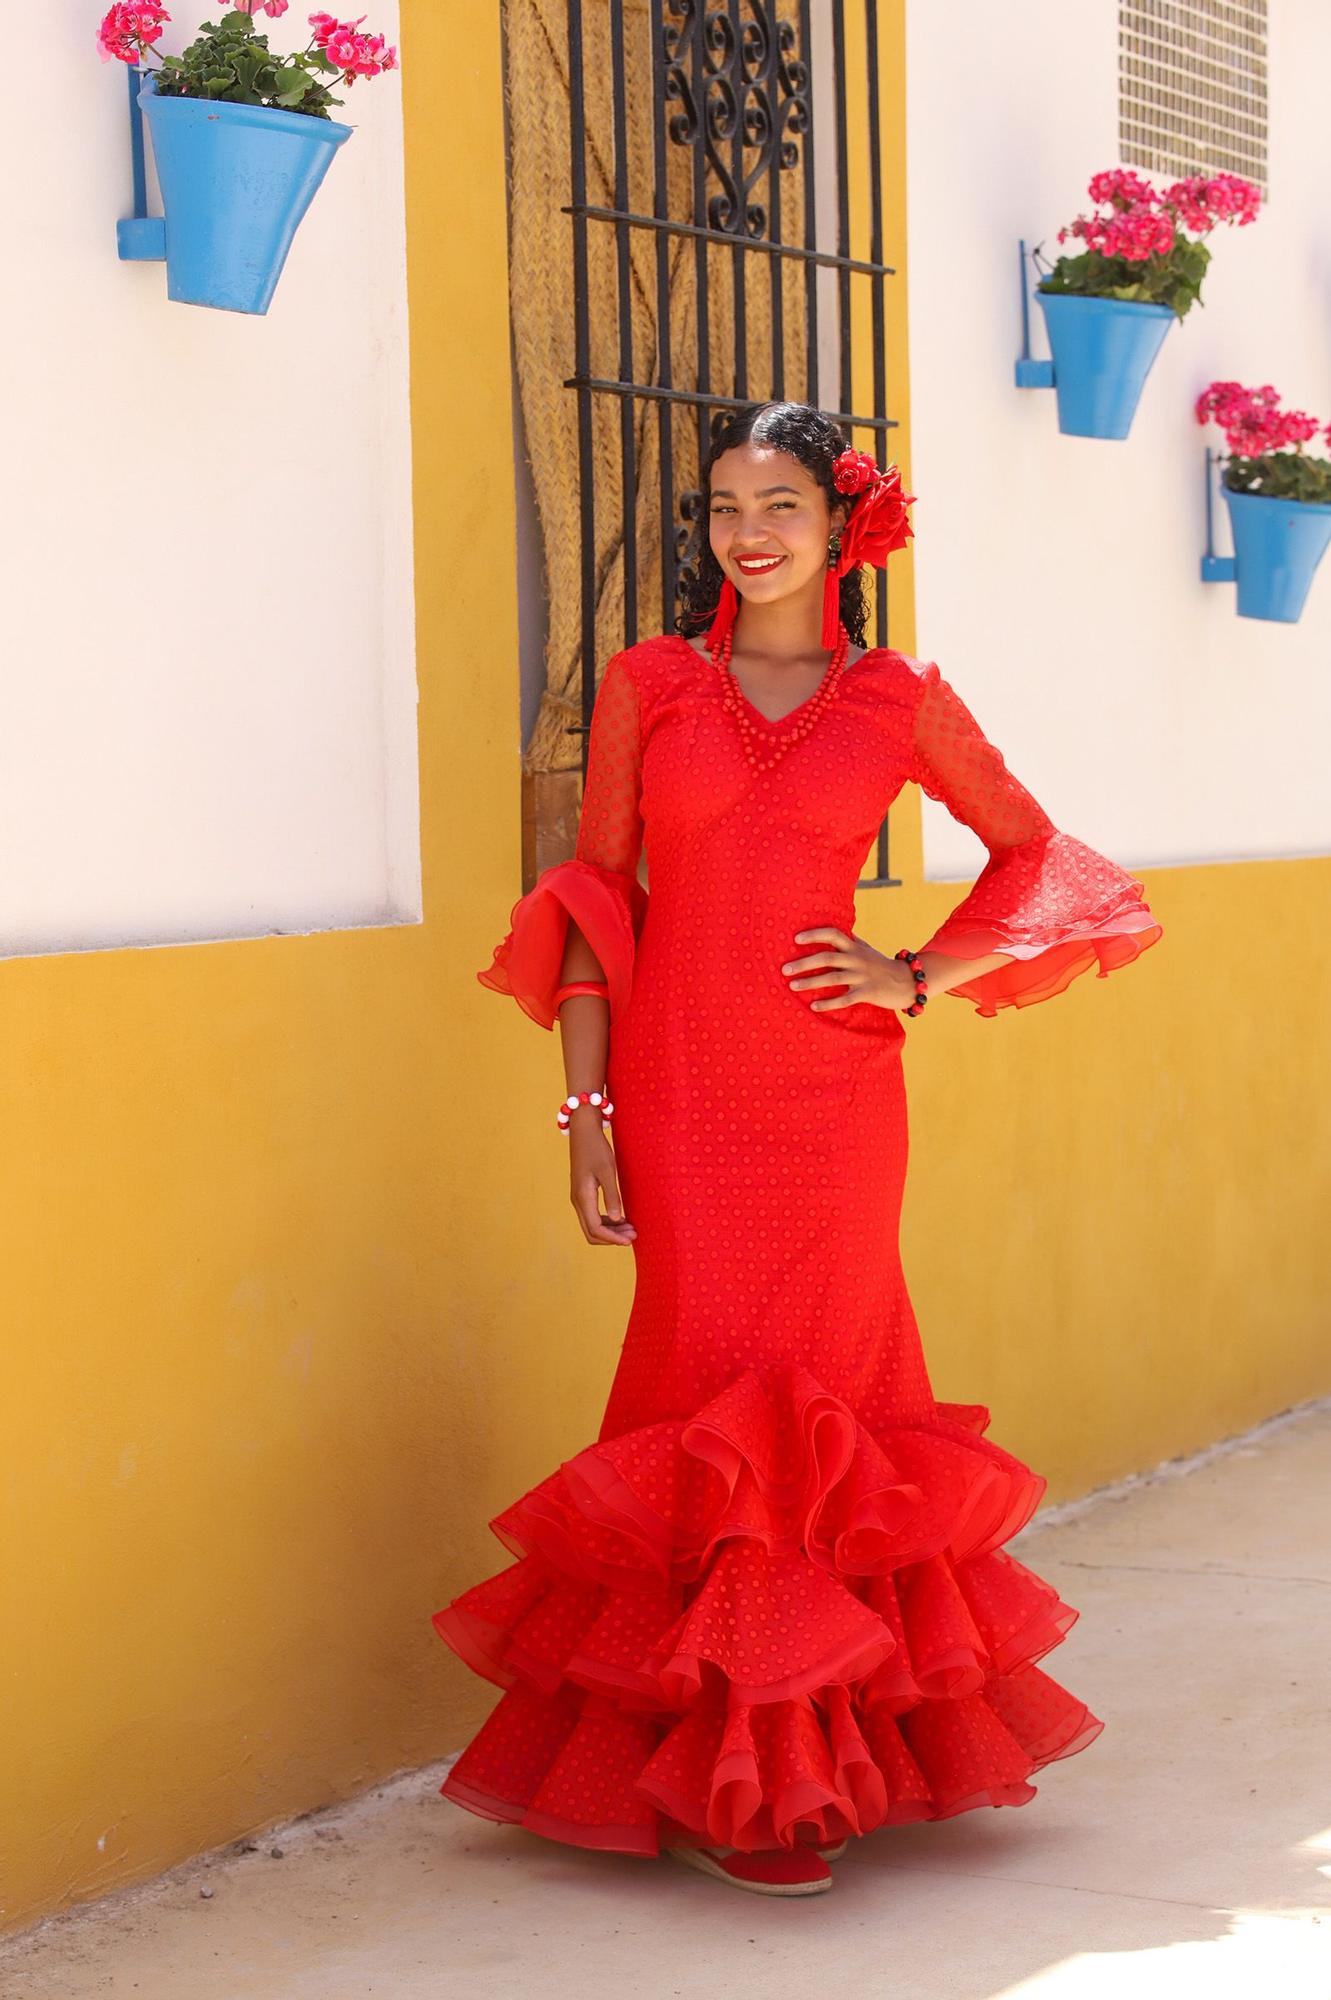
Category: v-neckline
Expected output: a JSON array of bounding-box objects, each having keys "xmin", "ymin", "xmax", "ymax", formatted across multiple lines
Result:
[{"xmin": 672, "ymin": 633, "xmax": 876, "ymax": 730}]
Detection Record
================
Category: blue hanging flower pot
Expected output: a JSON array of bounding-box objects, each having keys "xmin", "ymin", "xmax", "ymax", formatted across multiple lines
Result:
[
  {"xmin": 138, "ymin": 73, "xmax": 353, "ymax": 315},
  {"xmin": 1223, "ymin": 487, "xmax": 1331, "ymax": 623},
  {"xmin": 1034, "ymin": 290, "xmax": 1176, "ymax": 440}
]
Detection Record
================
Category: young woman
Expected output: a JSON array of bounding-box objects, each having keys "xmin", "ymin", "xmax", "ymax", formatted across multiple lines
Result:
[{"xmin": 432, "ymin": 401, "xmax": 1162, "ymax": 1898}]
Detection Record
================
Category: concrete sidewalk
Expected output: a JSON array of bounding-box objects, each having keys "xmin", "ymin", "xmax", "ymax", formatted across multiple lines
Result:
[{"xmin": 4, "ymin": 1402, "xmax": 1330, "ymax": 2000}]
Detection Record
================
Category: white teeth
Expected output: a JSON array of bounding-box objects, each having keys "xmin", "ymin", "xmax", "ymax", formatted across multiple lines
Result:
[{"xmin": 736, "ymin": 556, "xmax": 784, "ymax": 572}]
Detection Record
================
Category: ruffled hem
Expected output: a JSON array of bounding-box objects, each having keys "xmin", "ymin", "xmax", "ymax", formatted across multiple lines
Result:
[
  {"xmin": 432, "ymin": 1362, "xmax": 1103, "ymax": 1855},
  {"xmin": 917, "ymin": 830, "xmax": 1162, "ymax": 1018},
  {"xmin": 476, "ymin": 857, "xmax": 648, "ymax": 1031}
]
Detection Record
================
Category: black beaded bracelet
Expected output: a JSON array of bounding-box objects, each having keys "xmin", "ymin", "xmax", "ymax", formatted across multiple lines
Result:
[{"xmin": 894, "ymin": 947, "xmax": 929, "ymax": 1016}]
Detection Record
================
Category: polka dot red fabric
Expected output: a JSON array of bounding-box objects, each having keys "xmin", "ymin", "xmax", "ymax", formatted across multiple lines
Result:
[{"xmin": 437, "ymin": 636, "xmax": 1160, "ymax": 1857}]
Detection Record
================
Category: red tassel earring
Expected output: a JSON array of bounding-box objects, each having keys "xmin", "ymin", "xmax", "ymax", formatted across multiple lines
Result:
[
  {"xmin": 705, "ymin": 574, "xmax": 739, "ymax": 651},
  {"xmin": 821, "ymin": 532, "xmax": 843, "ymax": 651}
]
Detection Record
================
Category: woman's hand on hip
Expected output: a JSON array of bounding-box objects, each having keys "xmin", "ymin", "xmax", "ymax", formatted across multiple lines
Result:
[
  {"xmin": 569, "ymin": 1113, "xmax": 637, "ymax": 1245},
  {"xmin": 781, "ymin": 927, "xmax": 915, "ymax": 1011}
]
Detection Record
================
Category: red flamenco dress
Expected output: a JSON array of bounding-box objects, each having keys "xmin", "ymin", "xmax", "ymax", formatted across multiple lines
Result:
[{"xmin": 433, "ymin": 635, "xmax": 1162, "ymax": 1856}]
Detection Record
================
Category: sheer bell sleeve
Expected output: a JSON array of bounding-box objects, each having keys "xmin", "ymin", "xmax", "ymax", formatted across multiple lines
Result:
[
  {"xmin": 476, "ymin": 649, "xmax": 648, "ymax": 1030},
  {"xmin": 908, "ymin": 662, "xmax": 1162, "ymax": 1019}
]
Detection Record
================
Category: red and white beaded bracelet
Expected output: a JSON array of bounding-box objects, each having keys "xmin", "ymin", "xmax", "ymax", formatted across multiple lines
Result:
[{"xmin": 556, "ymin": 1088, "xmax": 616, "ymax": 1133}]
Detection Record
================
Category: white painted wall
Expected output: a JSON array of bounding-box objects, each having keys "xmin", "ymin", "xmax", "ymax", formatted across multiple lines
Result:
[
  {"xmin": 1, "ymin": 4, "xmax": 418, "ymax": 960},
  {"xmin": 905, "ymin": 0, "xmax": 1331, "ymax": 878}
]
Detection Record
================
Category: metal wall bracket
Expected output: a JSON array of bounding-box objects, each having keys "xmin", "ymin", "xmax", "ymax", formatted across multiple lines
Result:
[
  {"xmin": 116, "ymin": 66, "xmax": 166, "ymax": 262},
  {"xmin": 1200, "ymin": 448, "xmax": 1237, "ymax": 583},
  {"xmin": 1014, "ymin": 239, "xmax": 1054, "ymax": 389}
]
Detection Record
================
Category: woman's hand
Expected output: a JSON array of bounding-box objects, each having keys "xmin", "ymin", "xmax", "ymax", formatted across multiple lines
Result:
[
  {"xmin": 781, "ymin": 927, "xmax": 917, "ymax": 1011},
  {"xmin": 568, "ymin": 1110, "xmax": 637, "ymax": 1245}
]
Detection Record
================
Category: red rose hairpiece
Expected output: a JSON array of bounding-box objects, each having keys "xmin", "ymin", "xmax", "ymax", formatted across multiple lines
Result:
[
  {"xmin": 832, "ymin": 448, "xmax": 879, "ymax": 495},
  {"xmin": 821, "ymin": 450, "xmax": 917, "ymax": 645}
]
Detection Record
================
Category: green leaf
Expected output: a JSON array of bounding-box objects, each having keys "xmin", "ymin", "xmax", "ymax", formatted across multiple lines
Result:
[
  {"xmin": 1223, "ymin": 446, "xmax": 1331, "ymax": 505},
  {"xmin": 276, "ymin": 78, "xmax": 311, "ymax": 106}
]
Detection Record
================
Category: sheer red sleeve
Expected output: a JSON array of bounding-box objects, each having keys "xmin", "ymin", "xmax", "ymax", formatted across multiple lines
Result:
[
  {"xmin": 476, "ymin": 650, "xmax": 649, "ymax": 1030},
  {"xmin": 908, "ymin": 663, "xmax": 1162, "ymax": 1018}
]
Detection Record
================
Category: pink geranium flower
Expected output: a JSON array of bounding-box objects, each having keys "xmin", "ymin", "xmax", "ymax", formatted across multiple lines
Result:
[
  {"xmin": 1087, "ymin": 168, "xmax": 1160, "ymax": 210},
  {"xmin": 95, "ymin": 0, "xmax": 400, "ymax": 91},
  {"xmin": 310, "ymin": 8, "xmax": 365, "ymax": 43},
  {"xmin": 1056, "ymin": 166, "xmax": 1261, "ymax": 270},
  {"xmin": 1197, "ymin": 380, "xmax": 1327, "ymax": 458},
  {"xmin": 95, "ymin": 8, "xmax": 134, "ymax": 62},
  {"xmin": 349, "ymin": 29, "xmax": 392, "ymax": 74},
  {"xmin": 325, "ymin": 29, "xmax": 360, "ymax": 67},
  {"xmin": 1058, "ymin": 201, "xmax": 1174, "ymax": 264},
  {"xmin": 96, "ymin": 0, "xmax": 169, "ymax": 61},
  {"xmin": 1164, "ymin": 173, "xmax": 1261, "ymax": 232},
  {"xmin": 125, "ymin": 2, "xmax": 170, "ymax": 33}
]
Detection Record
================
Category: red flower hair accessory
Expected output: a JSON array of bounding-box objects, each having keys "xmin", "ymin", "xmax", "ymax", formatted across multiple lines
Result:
[
  {"xmin": 832, "ymin": 448, "xmax": 879, "ymax": 495},
  {"xmin": 822, "ymin": 451, "xmax": 916, "ymax": 646}
]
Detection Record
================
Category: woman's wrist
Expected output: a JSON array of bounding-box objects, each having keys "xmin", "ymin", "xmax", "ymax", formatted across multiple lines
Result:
[
  {"xmin": 559, "ymin": 1087, "xmax": 615, "ymax": 1133},
  {"xmin": 892, "ymin": 947, "xmax": 929, "ymax": 1015},
  {"xmin": 565, "ymin": 1102, "xmax": 611, "ymax": 1144},
  {"xmin": 917, "ymin": 948, "xmax": 1016, "ymax": 996},
  {"xmin": 886, "ymin": 954, "xmax": 925, "ymax": 1005}
]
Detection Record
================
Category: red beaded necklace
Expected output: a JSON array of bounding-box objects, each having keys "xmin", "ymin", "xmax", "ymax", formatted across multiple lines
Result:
[{"xmin": 708, "ymin": 622, "xmax": 852, "ymax": 775}]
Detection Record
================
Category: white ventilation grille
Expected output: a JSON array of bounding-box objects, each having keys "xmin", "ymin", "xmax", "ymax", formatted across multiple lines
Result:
[{"xmin": 1118, "ymin": 1, "xmax": 1268, "ymax": 199}]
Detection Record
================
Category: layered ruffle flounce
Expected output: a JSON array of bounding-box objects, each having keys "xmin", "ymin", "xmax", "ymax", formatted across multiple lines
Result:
[
  {"xmin": 432, "ymin": 1362, "xmax": 1103, "ymax": 1856},
  {"xmin": 917, "ymin": 829, "xmax": 1162, "ymax": 1018},
  {"xmin": 476, "ymin": 857, "xmax": 647, "ymax": 1031}
]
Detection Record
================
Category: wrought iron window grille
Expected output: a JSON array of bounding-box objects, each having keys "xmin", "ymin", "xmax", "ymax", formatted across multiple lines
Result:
[{"xmin": 562, "ymin": 0, "xmax": 903, "ymax": 889}]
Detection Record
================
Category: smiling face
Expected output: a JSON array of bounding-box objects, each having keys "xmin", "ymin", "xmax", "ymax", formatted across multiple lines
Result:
[{"xmin": 707, "ymin": 441, "xmax": 847, "ymax": 613}]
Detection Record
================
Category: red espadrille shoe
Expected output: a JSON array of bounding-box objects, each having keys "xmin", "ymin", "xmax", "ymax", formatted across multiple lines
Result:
[
  {"xmin": 664, "ymin": 1845, "xmax": 833, "ymax": 1896},
  {"xmin": 816, "ymin": 1839, "xmax": 849, "ymax": 1861}
]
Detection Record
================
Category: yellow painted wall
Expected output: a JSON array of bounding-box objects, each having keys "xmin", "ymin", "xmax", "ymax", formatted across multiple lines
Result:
[{"xmin": 2, "ymin": 0, "xmax": 1328, "ymax": 1941}]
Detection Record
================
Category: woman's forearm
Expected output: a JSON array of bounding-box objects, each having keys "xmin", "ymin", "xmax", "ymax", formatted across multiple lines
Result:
[
  {"xmin": 558, "ymin": 918, "xmax": 611, "ymax": 1110},
  {"xmin": 919, "ymin": 949, "xmax": 1014, "ymax": 996}
]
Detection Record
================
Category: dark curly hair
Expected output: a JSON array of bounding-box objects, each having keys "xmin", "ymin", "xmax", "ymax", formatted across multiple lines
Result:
[{"xmin": 675, "ymin": 400, "xmax": 871, "ymax": 644}]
